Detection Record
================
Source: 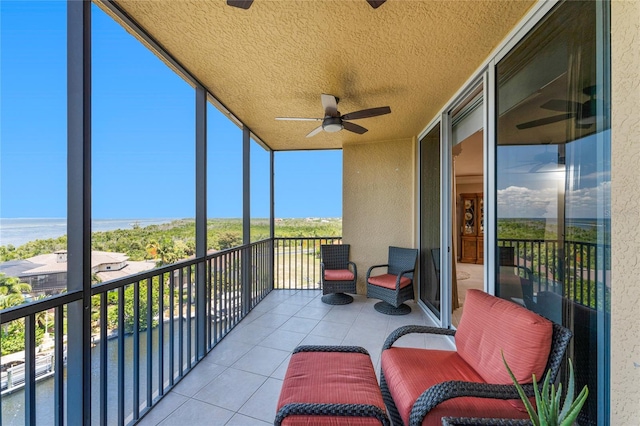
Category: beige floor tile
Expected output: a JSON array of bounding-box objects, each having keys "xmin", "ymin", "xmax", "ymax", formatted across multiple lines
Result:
[
  {"xmin": 293, "ymin": 306, "xmax": 331, "ymax": 320},
  {"xmin": 136, "ymin": 393, "xmax": 189, "ymax": 426},
  {"xmin": 140, "ymin": 289, "xmax": 432, "ymax": 424},
  {"xmin": 309, "ymin": 319, "xmax": 351, "ymax": 339},
  {"xmin": 204, "ymin": 338, "xmax": 254, "ymax": 367},
  {"xmin": 225, "ymin": 413, "xmax": 271, "ymax": 425},
  {"xmin": 279, "ymin": 317, "xmax": 319, "ymax": 334},
  {"xmin": 237, "ymin": 378, "xmax": 283, "ymax": 422},
  {"xmin": 268, "ymin": 303, "xmax": 303, "ymax": 316},
  {"xmin": 299, "ymin": 334, "xmax": 344, "ymax": 347},
  {"xmin": 257, "ymin": 329, "xmax": 306, "ymax": 352},
  {"xmin": 158, "ymin": 399, "xmax": 234, "ymax": 426},
  {"xmin": 172, "ymin": 362, "xmax": 227, "ymax": 397},
  {"xmin": 231, "ymin": 346, "xmax": 290, "ymax": 376},
  {"xmin": 322, "ymin": 308, "xmax": 359, "ymax": 325},
  {"xmin": 225, "ymin": 322, "xmax": 277, "ymax": 345},
  {"xmin": 192, "ymin": 368, "xmax": 267, "ymax": 412}
]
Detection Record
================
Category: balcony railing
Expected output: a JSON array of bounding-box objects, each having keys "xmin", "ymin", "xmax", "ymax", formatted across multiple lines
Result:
[
  {"xmin": 498, "ymin": 238, "xmax": 611, "ymax": 309},
  {"xmin": 0, "ymin": 239, "xmax": 273, "ymax": 425},
  {"xmin": 273, "ymin": 237, "xmax": 342, "ymax": 290},
  {"xmin": 2, "ymin": 235, "xmax": 606, "ymax": 424}
]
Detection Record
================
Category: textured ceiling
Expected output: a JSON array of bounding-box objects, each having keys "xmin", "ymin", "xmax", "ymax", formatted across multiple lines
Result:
[{"xmin": 112, "ymin": 0, "xmax": 535, "ymax": 151}]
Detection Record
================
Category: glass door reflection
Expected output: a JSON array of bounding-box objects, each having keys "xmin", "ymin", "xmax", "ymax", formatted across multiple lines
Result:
[
  {"xmin": 495, "ymin": 2, "xmax": 610, "ymax": 423},
  {"xmin": 419, "ymin": 123, "xmax": 441, "ymax": 319}
]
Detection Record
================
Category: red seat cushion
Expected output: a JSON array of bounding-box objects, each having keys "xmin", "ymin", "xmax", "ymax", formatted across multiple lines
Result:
[
  {"xmin": 455, "ymin": 289, "xmax": 552, "ymax": 385},
  {"xmin": 382, "ymin": 348, "xmax": 531, "ymax": 426},
  {"xmin": 324, "ymin": 269, "xmax": 355, "ymax": 281},
  {"xmin": 278, "ymin": 351, "xmax": 385, "ymax": 425},
  {"xmin": 368, "ymin": 273, "xmax": 412, "ymax": 289}
]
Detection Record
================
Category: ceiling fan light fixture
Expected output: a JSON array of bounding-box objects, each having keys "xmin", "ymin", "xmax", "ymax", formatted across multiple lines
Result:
[
  {"xmin": 322, "ymin": 117, "xmax": 343, "ymax": 133},
  {"xmin": 278, "ymin": 94, "xmax": 390, "ymax": 137}
]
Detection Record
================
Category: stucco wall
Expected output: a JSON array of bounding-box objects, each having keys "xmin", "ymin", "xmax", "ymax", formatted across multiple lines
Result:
[
  {"xmin": 611, "ymin": 1, "xmax": 640, "ymax": 424},
  {"xmin": 343, "ymin": 138, "xmax": 416, "ymax": 293}
]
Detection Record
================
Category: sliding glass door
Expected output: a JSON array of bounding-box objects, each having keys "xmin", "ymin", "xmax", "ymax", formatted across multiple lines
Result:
[
  {"xmin": 419, "ymin": 123, "xmax": 441, "ymax": 319},
  {"xmin": 495, "ymin": 1, "xmax": 610, "ymax": 424}
]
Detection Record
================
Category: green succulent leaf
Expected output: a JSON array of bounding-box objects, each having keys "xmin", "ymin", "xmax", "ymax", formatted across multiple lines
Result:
[
  {"xmin": 503, "ymin": 351, "xmax": 588, "ymax": 426},
  {"xmin": 502, "ymin": 351, "xmax": 540, "ymax": 426},
  {"xmin": 558, "ymin": 359, "xmax": 576, "ymax": 420},
  {"xmin": 560, "ymin": 385, "xmax": 589, "ymax": 426}
]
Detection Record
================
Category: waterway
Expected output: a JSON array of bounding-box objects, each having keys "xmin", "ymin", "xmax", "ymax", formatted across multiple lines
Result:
[
  {"xmin": 0, "ymin": 218, "xmax": 177, "ymax": 247},
  {"xmin": 1, "ymin": 319, "xmax": 196, "ymax": 425}
]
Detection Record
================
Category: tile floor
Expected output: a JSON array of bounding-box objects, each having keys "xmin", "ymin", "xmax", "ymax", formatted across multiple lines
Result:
[
  {"xmin": 138, "ymin": 289, "xmax": 454, "ymax": 426},
  {"xmin": 452, "ymin": 262, "xmax": 485, "ymax": 327}
]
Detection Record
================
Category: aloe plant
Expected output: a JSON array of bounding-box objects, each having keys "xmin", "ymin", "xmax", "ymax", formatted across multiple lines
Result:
[{"xmin": 502, "ymin": 352, "xmax": 589, "ymax": 426}]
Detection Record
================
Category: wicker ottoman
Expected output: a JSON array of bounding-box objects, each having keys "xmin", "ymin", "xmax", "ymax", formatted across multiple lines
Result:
[{"xmin": 275, "ymin": 345, "xmax": 390, "ymax": 425}]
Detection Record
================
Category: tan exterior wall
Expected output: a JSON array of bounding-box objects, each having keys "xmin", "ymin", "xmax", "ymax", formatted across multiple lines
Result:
[
  {"xmin": 343, "ymin": 138, "xmax": 416, "ymax": 293},
  {"xmin": 611, "ymin": 2, "xmax": 640, "ymax": 424}
]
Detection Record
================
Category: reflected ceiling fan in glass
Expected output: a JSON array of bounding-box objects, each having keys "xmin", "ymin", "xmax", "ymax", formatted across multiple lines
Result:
[{"xmin": 516, "ymin": 85, "xmax": 598, "ymax": 130}]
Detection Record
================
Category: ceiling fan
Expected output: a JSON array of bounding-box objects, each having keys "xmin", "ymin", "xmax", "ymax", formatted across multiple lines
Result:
[
  {"xmin": 276, "ymin": 94, "xmax": 391, "ymax": 137},
  {"xmin": 227, "ymin": 0, "xmax": 386, "ymax": 10},
  {"xmin": 516, "ymin": 85, "xmax": 597, "ymax": 130},
  {"xmin": 504, "ymin": 146, "xmax": 566, "ymax": 173}
]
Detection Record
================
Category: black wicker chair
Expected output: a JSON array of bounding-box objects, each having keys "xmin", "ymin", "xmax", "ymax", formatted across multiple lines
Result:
[
  {"xmin": 366, "ymin": 246, "xmax": 418, "ymax": 315},
  {"xmin": 320, "ymin": 244, "xmax": 357, "ymax": 305},
  {"xmin": 380, "ymin": 322, "xmax": 572, "ymax": 426},
  {"xmin": 497, "ymin": 246, "xmax": 535, "ymax": 309}
]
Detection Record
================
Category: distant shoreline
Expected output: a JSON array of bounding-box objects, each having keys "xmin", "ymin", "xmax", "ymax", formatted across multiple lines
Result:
[
  {"xmin": 0, "ymin": 218, "xmax": 177, "ymax": 247},
  {"xmin": 0, "ymin": 217, "xmax": 343, "ymax": 248}
]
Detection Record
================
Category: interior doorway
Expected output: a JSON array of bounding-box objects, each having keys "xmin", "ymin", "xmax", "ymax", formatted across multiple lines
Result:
[{"xmin": 450, "ymin": 88, "xmax": 485, "ymax": 327}]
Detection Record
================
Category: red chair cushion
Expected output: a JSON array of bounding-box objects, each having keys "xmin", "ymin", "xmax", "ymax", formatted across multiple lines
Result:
[
  {"xmin": 368, "ymin": 273, "xmax": 412, "ymax": 289},
  {"xmin": 455, "ymin": 289, "xmax": 552, "ymax": 385},
  {"xmin": 278, "ymin": 351, "xmax": 385, "ymax": 425},
  {"xmin": 324, "ymin": 269, "xmax": 355, "ymax": 281},
  {"xmin": 382, "ymin": 348, "xmax": 531, "ymax": 426}
]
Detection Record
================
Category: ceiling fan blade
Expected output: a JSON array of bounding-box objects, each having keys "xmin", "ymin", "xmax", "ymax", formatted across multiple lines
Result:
[
  {"xmin": 227, "ymin": 0, "xmax": 253, "ymax": 9},
  {"xmin": 275, "ymin": 117, "xmax": 323, "ymax": 121},
  {"xmin": 343, "ymin": 121, "xmax": 368, "ymax": 135},
  {"xmin": 342, "ymin": 106, "xmax": 391, "ymax": 121},
  {"xmin": 540, "ymin": 99, "xmax": 582, "ymax": 112},
  {"xmin": 516, "ymin": 113, "xmax": 574, "ymax": 130},
  {"xmin": 321, "ymin": 94, "xmax": 339, "ymax": 117},
  {"xmin": 306, "ymin": 126, "xmax": 324, "ymax": 138},
  {"xmin": 367, "ymin": 0, "xmax": 386, "ymax": 9}
]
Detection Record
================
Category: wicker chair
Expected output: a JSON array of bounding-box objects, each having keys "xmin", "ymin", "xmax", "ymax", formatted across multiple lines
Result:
[
  {"xmin": 497, "ymin": 246, "xmax": 535, "ymax": 309},
  {"xmin": 380, "ymin": 290, "xmax": 573, "ymax": 426},
  {"xmin": 320, "ymin": 244, "xmax": 357, "ymax": 305},
  {"xmin": 366, "ymin": 246, "xmax": 418, "ymax": 315}
]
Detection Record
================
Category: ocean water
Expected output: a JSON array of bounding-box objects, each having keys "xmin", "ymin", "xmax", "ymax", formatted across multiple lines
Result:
[{"xmin": 0, "ymin": 218, "xmax": 177, "ymax": 247}]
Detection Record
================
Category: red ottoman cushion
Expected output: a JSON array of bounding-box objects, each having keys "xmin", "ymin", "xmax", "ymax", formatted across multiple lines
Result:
[
  {"xmin": 368, "ymin": 273, "xmax": 412, "ymax": 289},
  {"xmin": 277, "ymin": 351, "xmax": 386, "ymax": 425}
]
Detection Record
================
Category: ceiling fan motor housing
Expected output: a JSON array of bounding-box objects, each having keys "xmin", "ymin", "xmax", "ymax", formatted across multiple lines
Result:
[
  {"xmin": 322, "ymin": 116, "xmax": 343, "ymax": 132},
  {"xmin": 577, "ymin": 99, "xmax": 596, "ymax": 125}
]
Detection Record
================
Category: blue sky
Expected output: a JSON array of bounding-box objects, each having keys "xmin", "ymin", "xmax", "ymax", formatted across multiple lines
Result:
[
  {"xmin": 496, "ymin": 133, "xmax": 610, "ymax": 220},
  {"xmin": 0, "ymin": 1, "xmax": 342, "ymax": 220}
]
